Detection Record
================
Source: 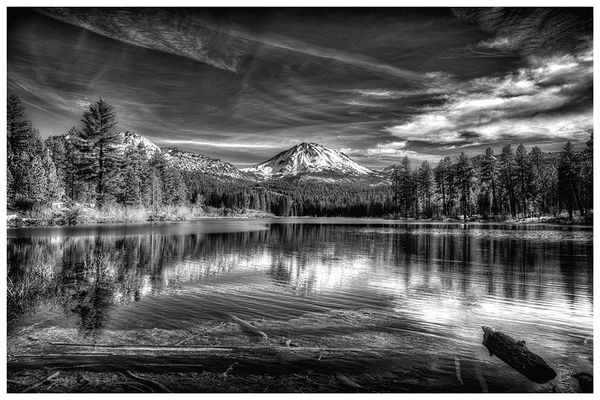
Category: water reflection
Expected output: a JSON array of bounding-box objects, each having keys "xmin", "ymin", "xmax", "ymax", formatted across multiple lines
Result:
[{"xmin": 7, "ymin": 223, "xmax": 593, "ymax": 344}]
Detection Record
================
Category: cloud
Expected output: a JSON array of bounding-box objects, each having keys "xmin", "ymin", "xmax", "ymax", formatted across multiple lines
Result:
[
  {"xmin": 452, "ymin": 7, "xmax": 592, "ymax": 58},
  {"xmin": 74, "ymin": 99, "xmax": 90, "ymax": 108},
  {"xmin": 159, "ymin": 139, "xmax": 280, "ymax": 149},
  {"xmin": 8, "ymin": 8, "xmax": 593, "ymax": 168},
  {"xmin": 382, "ymin": 52, "xmax": 592, "ymax": 153},
  {"xmin": 343, "ymin": 141, "xmax": 407, "ymax": 156},
  {"xmin": 37, "ymin": 7, "xmax": 426, "ymax": 82},
  {"xmin": 477, "ymin": 36, "xmax": 515, "ymax": 52}
]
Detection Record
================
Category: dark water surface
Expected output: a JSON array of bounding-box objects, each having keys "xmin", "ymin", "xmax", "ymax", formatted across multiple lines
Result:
[{"xmin": 7, "ymin": 219, "xmax": 593, "ymax": 391}]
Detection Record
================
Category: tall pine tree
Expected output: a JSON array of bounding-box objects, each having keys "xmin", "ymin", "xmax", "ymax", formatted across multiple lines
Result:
[
  {"xmin": 480, "ymin": 147, "xmax": 498, "ymax": 217},
  {"xmin": 7, "ymin": 95, "xmax": 58, "ymax": 209},
  {"xmin": 499, "ymin": 145, "xmax": 517, "ymax": 218},
  {"xmin": 514, "ymin": 144, "xmax": 535, "ymax": 218},
  {"xmin": 454, "ymin": 152, "xmax": 474, "ymax": 221},
  {"xmin": 434, "ymin": 157, "xmax": 454, "ymax": 217},
  {"xmin": 71, "ymin": 98, "xmax": 122, "ymax": 207},
  {"xmin": 557, "ymin": 142, "xmax": 582, "ymax": 220},
  {"xmin": 417, "ymin": 161, "xmax": 434, "ymax": 218}
]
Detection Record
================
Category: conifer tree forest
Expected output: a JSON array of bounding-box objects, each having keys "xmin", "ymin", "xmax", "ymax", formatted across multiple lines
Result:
[{"xmin": 7, "ymin": 95, "xmax": 593, "ymax": 223}]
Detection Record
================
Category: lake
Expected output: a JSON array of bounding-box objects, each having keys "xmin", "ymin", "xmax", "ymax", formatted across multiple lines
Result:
[{"xmin": 7, "ymin": 218, "xmax": 593, "ymax": 392}]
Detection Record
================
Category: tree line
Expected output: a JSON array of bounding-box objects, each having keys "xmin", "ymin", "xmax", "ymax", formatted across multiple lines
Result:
[
  {"xmin": 7, "ymin": 95, "xmax": 593, "ymax": 221},
  {"xmin": 9, "ymin": 96, "xmax": 189, "ymax": 212},
  {"xmin": 391, "ymin": 136, "xmax": 593, "ymax": 221},
  {"xmin": 7, "ymin": 95, "xmax": 393, "ymax": 217}
]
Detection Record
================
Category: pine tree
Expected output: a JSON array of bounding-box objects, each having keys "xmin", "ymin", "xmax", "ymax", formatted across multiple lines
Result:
[
  {"xmin": 434, "ymin": 157, "xmax": 454, "ymax": 217},
  {"xmin": 480, "ymin": 147, "xmax": 498, "ymax": 217},
  {"xmin": 529, "ymin": 146, "xmax": 545, "ymax": 215},
  {"xmin": 163, "ymin": 167, "xmax": 188, "ymax": 206},
  {"xmin": 476, "ymin": 182, "xmax": 492, "ymax": 220},
  {"xmin": 71, "ymin": 98, "xmax": 122, "ymax": 207},
  {"xmin": 7, "ymin": 95, "xmax": 55, "ymax": 209},
  {"xmin": 250, "ymin": 191, "xmax": 260, "ymax": 210},
  {"xmin": 580, "ymin": 130, "xmax": 593, "ymax": 215},
  {"xmin": 393, "ymin": 156, "xmax": 412, "ymax": 218},
  {"xmin": 119, "ymin": 145, "xmax": 151, "ymax": 207},
  {"xmin": 499, "ymin": 145, "xmax": 517, "ymax": 218},
  {"xmin": 514, "ymin": 144, "xmax": 535, "ymax": 218},
  {"xmin": 122, "ymin": 167, "xmax": 142, "ymax": 207},
  {"xmin": 42, "ymin": 146, "xmax": 63, "ymax": 204},
  {"xmin": 46, "ymin": 131, "xmax": 80, "ymax": 202},
  {"xmin": 557, "ymin": 142, "xmax": 582, "ymax": 220},
  {"xmin": 21, "ymin": 154, "xmax": 48, "ymax": 207},
  {"xmin": 149, "ymin": 170, "xmax": 163, "ymax": 212},
  {"xmin": 454, "ymin": 152, "xmax": 474, "ymax": 221},
  {"xmin": 391, "ymin": 164, "xmax": 401, "ymax": 214},
  {"xmin": 417, "ymin": 161, "xmax": 434, "ymax": 218},
  {"xmin": 7, "ymin": 95, "xmax": 39, "ymax": 154}
]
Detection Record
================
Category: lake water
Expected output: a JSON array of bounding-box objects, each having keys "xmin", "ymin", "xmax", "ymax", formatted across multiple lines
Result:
[{"xmin": 7, "ymin": 219, "xmax": 593, "ymax": 392}]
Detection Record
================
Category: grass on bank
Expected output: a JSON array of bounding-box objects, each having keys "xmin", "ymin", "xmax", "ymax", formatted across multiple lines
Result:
[{"xmin": 7, "ymin": 202, "xmax": 275, "ymax": 227}]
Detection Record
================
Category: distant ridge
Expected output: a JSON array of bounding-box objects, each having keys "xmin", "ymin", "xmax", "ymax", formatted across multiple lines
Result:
[
  {"xmin": 117, "ymin": 131, "xmax": 248, "ymax": 180},
  {"xmin": 68, "ymin": 132, "xmax": 381, "ymax": 182},
  {"xmin": 161, "ymin": 147, "xmax": 247, "ymax": 179}
]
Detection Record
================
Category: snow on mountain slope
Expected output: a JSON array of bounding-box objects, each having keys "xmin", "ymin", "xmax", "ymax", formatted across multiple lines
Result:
[
  {"xmin": 118, "ymin": 131, "xmax": 161, "ymax": 156},
  {"xmin": 162, "ymin": 147, "xmax": 247, "ymax": 179},
  {"xmin": 56, "ymin": 132, "xmax": 375, "ymax": 182},
  {"xmin": 115, "ymin": 132, "xmax": 247, "ymax": 179},
  {"xmin": 242, "ymin": 142, "xmax": 372, "ymax": 179}
]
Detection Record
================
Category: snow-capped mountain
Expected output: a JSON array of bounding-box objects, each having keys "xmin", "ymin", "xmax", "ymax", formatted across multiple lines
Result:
[
  {"xmin": 242, "ymin": 142, "xmax": 373, "ymax": 179},
  {"xmin": 51, "ymin": 131, "xmax": 377, "ymax": 182},
  {"xmin": 162, "ymin": 147, "xmax": 247, "ymax": 179}
]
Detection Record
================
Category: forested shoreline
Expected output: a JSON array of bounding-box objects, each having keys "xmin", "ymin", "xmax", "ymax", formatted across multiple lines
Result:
[
  {"xmin": 390, "ymin": 136, "xmax": 593, "ymax": 224},
  {"xmin": 7, "ymin": 96, "xmax": 593, "ymax": 227}
]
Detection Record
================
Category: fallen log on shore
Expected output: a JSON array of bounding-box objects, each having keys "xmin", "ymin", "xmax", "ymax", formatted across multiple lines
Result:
[
  {"xmin": 482, "ymin": 326, "xmax": 556, "ymax": 384},
  {"xmin": 7, "ymin": 345, "xmax": 393, "ymax": 375},
  {"xmin": 47, "ymin": 343, "xmax": 374, "ymax": 352}
]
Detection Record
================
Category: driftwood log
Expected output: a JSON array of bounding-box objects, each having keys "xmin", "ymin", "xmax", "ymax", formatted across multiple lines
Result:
[
  {"xmin": 482, "ymin": 326, "xmax": 556, "ymax": 383},
  {"xmin": 8, "ymin": 344, "xmax": 393, "ymax": 375}
]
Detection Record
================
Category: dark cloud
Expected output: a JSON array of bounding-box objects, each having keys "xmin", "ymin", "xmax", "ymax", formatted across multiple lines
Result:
[
  {"xmin": 7, "ymin": 7, "xmax": 593, "ymax": 168},
  {"xmin": 452, "ymin": 7, "xmax": 592, "ymax": 58},
  {"xmin": 458, "ymin": 131, "xmax": 481, "ymax": 140}
]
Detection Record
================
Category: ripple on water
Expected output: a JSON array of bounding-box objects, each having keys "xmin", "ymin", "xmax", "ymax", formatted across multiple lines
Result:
[{"xmin": 7, "ymin": 220, "xmax": 593, "ymax": 391}]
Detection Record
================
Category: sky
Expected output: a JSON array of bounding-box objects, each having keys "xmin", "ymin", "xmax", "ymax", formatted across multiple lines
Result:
[{"xmin": 7, "ymin": 7, "xmax": 593, "ymax": 168}]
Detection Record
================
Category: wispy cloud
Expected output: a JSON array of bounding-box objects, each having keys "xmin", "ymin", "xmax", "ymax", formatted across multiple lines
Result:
[
  {"xmin": 38, "ymin": 8, "xmax": 426, "ymax": 83},
  {"xmin": 160, "ymin": 139, "xmax": 280, "ymax": 149}
]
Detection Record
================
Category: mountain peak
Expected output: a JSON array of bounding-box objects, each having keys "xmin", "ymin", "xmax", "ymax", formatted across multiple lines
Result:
[
  {"xmin": 295, "ymin": 142, "xmax": 329, "ymax": 153},
  {"xmin": 117, "ymin": 131, "xmax": 161, "ymax": 155},
  {"xmin": 242, "ymin": 142, "xmax": 372, "ymax": 179},
  {"xmin": 298, "ymin": 142, "xmax": 320, "ymax": 147}
]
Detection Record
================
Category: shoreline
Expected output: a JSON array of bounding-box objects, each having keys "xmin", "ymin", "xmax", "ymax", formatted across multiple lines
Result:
[
  {"xmin": 7, "ymin": 213, "xmax": 593, "ymax": 229},
  {"xmin": 6, "ymin": 205, "xmax": 277, "ymax": 229}
]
